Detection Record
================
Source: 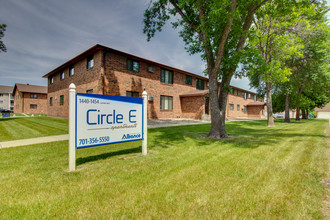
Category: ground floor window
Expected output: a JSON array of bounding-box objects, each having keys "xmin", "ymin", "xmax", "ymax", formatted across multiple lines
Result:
[
  {"xmin": 86, "ymin": 89, "xmax": 93, "ymax": 94},
  {"xmin": 244, "ymin": 106, "xmax": 247, "ymax": 113},
  {"xmin": 160, "ymin": 95, "xmax": 173, "ymax": 110},
  {"xmin": 60, "ymin": 95, "xmax": 64, "ymax": 105},
  {"xmin": 229, "ymin": 104, "xmax": 234, "ymax": 110},
  {"xmin": 50, "ymin": 97, "xmax": 53, "ymax": 106},
  {"xmin": 126, "ymin": 91, "xmax": 139, "ymax": 97},
  {"xmin": 237, "ymin": 104, "xmax": 240, "ymax": 111},
  {"xmin": 30, "ymin": 104, "xmax": 37, "ymax": 109}
]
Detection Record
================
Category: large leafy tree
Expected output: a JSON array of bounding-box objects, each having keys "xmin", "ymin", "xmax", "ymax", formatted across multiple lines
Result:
[
  {"xmin": 143, "ymin": 0, "xmax": 271, "ymax": 138},
  {"xmin": 0, "ymin": 24, "xmax": 7, "ymax": 53}
]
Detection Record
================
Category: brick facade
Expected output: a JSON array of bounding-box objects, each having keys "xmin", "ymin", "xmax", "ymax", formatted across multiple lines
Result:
[
  {"xmin": 43, "ymin": 44, "xmax": 265, "ymax": 119},
  {"xmin": 13, "ymin": 84, "xmax": 48, "ymax": 114}
]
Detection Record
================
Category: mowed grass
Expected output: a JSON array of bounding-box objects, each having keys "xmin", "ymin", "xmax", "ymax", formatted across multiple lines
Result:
[
  {"xmin": 0, "ymin": 119, "xmax": 328, "ymax": 219},
  {"xmin": 0, "ymin": 117, "xmax": 68, "ymax": 141}
]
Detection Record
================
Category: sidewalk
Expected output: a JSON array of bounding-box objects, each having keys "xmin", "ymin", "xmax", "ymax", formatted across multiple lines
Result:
[{"xmin": 0, "ymin": 134, "xmax": 69, "ymax": 149}]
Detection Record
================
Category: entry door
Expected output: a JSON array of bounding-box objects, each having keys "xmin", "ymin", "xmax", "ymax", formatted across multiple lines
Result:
[{"xmin": 205, "ymin": 97, "xmax": 209, "ymax": 114}]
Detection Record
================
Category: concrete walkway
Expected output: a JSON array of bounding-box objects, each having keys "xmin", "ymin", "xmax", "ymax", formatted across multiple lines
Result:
[
  {"xmin": 0, "ymin": 134, "xmax": 69, "ymax": 149},
  {"xmin": 0, "ymin": 119, "xmax": 211, "ymax": 149}
]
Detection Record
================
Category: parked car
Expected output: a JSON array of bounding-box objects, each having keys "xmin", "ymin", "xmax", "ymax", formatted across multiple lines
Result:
[{"xmin": 273, "ymin": 113, "xmax": 285, "ymax": 119}]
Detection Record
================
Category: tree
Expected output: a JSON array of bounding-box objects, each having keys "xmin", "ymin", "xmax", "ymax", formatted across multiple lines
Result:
[
  {"xmin": 143, "ymin": 0, "xmax": 271, "ymax": 138},
  {"xmin": 0, "ymin": 24, "xmax": 7, "ymax": 53},
  {"xmin": 243, "ymin": 3, "xmax": 307, "ymax": 127}
]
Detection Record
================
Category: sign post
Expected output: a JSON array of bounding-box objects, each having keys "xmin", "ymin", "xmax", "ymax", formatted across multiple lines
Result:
[
  {"xmin": 69, "ymin": 83, "xmax": 76, "ymax": 172},
  {"xmin": 68, "ymin": 84, "xmax": 147, "ymax": 172},
  {"xmin": 142, "ymin": 91, "xmax": 147, "ymax": 155}
]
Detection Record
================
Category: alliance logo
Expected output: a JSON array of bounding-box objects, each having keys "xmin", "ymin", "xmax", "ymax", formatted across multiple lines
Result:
[{"xmin": 122, "ymin": 133, "xmax": 141, "ymax": 140}]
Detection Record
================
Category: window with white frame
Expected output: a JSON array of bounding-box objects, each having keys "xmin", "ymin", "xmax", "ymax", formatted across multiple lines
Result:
[
  {"xmin": 160, "ymin": 95, "xmax": 173, "ymax": 110},
  {"xmin": 60, "ymin": 72, "xmax": 65, "ymax": 80},
  {"xmin": 161, "ymin": 69, "xmax": 173, "ymax": 84},
  {"xmin": 87, "ymin": 55, "xmax": 94, "ymax": 69},
  {"xmin": 229, "ymin": 104, "xmax": 234, "ymax": 110},
  {"xmin": 69, "ymin": 66, "xmax": 74, "ymax": 76}
]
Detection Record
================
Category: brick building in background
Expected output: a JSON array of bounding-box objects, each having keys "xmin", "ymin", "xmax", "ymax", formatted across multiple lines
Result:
[
  {"xmin": 0, "ymin": 85, "xmax": 14, "ymax": 111},
  {"xmin": 13, "ymin": 83, "xmax": 48, "ymax": 114},
  {"xmin": 43, "ymin": 44, "xmax": 265, "ymax": 119}
]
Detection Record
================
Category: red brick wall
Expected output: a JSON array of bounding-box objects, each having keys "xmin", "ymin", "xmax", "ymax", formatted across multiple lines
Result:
[
  {"xmin": 14, "ymin": 91, "xmax": 47, "ymax": 114},
  {"xmin": 180, "ymin": 96, "xmax": 205, "ymax": 119},
  {"xmin": 103, "ymin": 51, "xmax": 208, "ymax": 119}
]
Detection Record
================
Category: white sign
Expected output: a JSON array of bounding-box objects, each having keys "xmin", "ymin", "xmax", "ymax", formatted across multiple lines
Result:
[{"xmin": 75, "ymin": 93, "xmax": 143, "ymax": 149}]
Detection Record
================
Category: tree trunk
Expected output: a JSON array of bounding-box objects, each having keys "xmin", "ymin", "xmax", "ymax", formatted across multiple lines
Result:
[
  {"xmin": 284, "ymin": 94, "xmax": 290, "ymax": 123},
  {"xmin": 302, "ymin": 109, "xmax": 307, "ymax": 119},
  {"xmin": 217, "ymin": 84, "xmax": 229, "ymax": 138},
  {"xmin": 295, "ymin": 106, "xmax": 300, "ymax": 120},
  {"xmin": 266, "ymin": 82, "xmax": 275, "ymax": 127},
  {"xmin": 207, "ymin": 69, "xmax": 223, "ymax": 138}
]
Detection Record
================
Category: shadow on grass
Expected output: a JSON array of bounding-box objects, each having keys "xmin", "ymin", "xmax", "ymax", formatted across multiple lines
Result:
[{"xmin": 76, "ymin": 146, "xmax": 141, "ymax": 166}]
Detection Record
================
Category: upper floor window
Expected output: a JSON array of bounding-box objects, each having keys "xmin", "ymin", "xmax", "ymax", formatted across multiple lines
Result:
[
  {"xmin": 126, "ymin": 91, "xmax": 139, "ymax": 97},
  {"xmin": 248, "ymin": 93, "xmax": 251, "ymax": 99},
  {"xmin": 87, "ymin": 55, "xmax": 94, "ymax": 69},
  {"xmin": 237, "ymin": 90, "xmax": 240, "ymax": 96},
  {"xmin": 161, "ymin": 69, "xmax": 173, "ymax": 84},
  {"xmin": 50, "ymin": 76, "xmax": 54, "ymax": 84},
  {"xmin": 243, "ymin": 92, "xmax": 247, "ymax": 100},
  {"xmin": 60, "ymin": 72, "xmax": 65, "ymax": 80},
  {"xmin": 185, "ymin": 75, "xmax": 192, "ymax": 85},
  {"xmin": 30, "ymin": 94, "xmax": 37, "ymax": 99},
  {"xmin": 254, "ymin": 95, "xmax": 257, "ymax": 102},
  {"xmin": 196, "ymin": 79, "xmax": 204, "ymax": 90},
  {"xmin": 229, "ymin": 87, "xmax": 234, "ymax": 94},
  {"xmin": 127, "ymin": 59, "xmax": 139, "ymax": 72},
  {"xmin": 69, "ymin": 66, "xmax": 74, "ymax": 76}
]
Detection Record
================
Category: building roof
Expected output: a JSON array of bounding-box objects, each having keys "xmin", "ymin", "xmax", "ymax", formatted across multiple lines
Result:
[
  {"xmin": 180, "ymin": 90, "xmax": 209, "ymax": 97},
  {"xmin": 13, "ymin": 83, "xmax": 47, "ymax": 95},
  {"xmin": 42, "ymin": 44, "xmax": 259, "ymax": 95},
  {"xmin": 247, "ymin": 102, "xmax": 266, "ymax": 106},
  {"xmin": 315, "ymin": 103, "xmax": 330, "ymax": 112},
  {"xmin": 0, "ymin": 85, "xmax": 13, "ymax": 94}
]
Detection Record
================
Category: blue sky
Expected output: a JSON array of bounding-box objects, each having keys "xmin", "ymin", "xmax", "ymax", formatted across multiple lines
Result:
[{"xmin": 0, "ymin": 0, "xmax": 257, "ymax": 91}]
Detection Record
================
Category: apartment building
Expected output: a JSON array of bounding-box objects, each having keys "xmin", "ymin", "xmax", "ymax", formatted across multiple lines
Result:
[
  {"xmin": 43, "ymin": 44, "xmax": 265, "ymax": 119},
  {"xmin": 0, "ymin": 85, "xmax": 14, "ymax": 111},
  {"xmin": 13, "ymin": 83, "xmax": 48, "ymax": 114}
]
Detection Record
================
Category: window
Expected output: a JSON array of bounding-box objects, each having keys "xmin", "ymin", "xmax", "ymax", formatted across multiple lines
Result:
[
  {"xmin": 60, "ymin": 72, "xmax": 65, "ymax": 80},
  {"xmin": 30, "ymin": 94, "xmax": 37, "ymax": 99},
  {"xmin": 50, "ymin": 76, "xmax": 54, "ymax": 84},
  {"xmin": 160, "ymin": 95, "xmax": 173, "ymax": 110},
  {"xmin": 248, "ymin": 93, "xmax": 251, "ymax": 99},
  {"xmin": 0, "ymin": 93, "xmax": 3, "ymax": 97},
  {"xmin": 86, "ymin": 89, "xmax": 93, "ymax": 94},
  {"xmin": 126, "ymin": 91, "xmax": 139, "ymax": 97},
  {"xmin": 50, "ymin": 97, "xmax": 53, "ymax": 106},
  {"xmin": 237, "ymin": 90, "xmax": 240, "ymax": 96},
  {"xmin": 87, "ymin": 55, "xmax": 94, "ymax": 69},
  {"xmin": 185, "ymin": 75, "xmax": 192, "ymax": 85},
  {"xmin": 254, "ymin": 95, "xmax": 257, "ymax": 102},
  {"xmin": 127, "ymin": 59, "xmax": 139, "ymax": 72},
  {"xmin": 30, "ymin": 104, "xmax": 37, "ymax": 109},
  {"xmin": 161, "ymin": 69, "xmax": 173, "ymax": 84},
  {"xmin": 229, "ymin": 87, "xmax": 234, "ymax": 94},
  {"xmin": 229, "ymin": 104, "xmax": 234, "ymax": 110},
  {"xmin": 60, "ymin": 95, "xmax": 64, "ymax": 105},
  {"xmin": 243, "ymin": 106, "xmax": 247, "ymax": 113},
  {"xmin": 244, "ymin": 92, "xmax": 247, "ymax": 100},
  {"xmin": 196, "ymin": 78, "xmax": 204, "ymax": 90},
  {"xmin": 237, "ymin": 104, "xmax": 240, "ymax": 111},
  {"xmin": 69, "ymin": 66, "xmax": 74, "ymax": 76}
]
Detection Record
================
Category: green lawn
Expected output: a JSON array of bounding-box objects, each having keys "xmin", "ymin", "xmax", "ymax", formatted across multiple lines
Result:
[
  {"xmin": 0, "ymin": 117, "xmax": 68, "ymax": 142},
  {"xmin": 0, "ymin": 119, "xmax": 328, "ymax": 219}
]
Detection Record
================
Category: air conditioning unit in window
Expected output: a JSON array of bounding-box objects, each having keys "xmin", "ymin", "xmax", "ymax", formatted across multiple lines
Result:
[
  {"xmin": 148, "ymin": 96, "xmax": 154, "ymax": 101},
  {"xmin": 148, "ymin": 67, "xmax": 155, "ymax": 73}
]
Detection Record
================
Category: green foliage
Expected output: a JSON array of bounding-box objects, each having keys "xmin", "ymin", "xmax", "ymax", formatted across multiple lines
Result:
[{"xmin": 0, "ymin": 24, "xmax": 7, "ymax": 53}]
